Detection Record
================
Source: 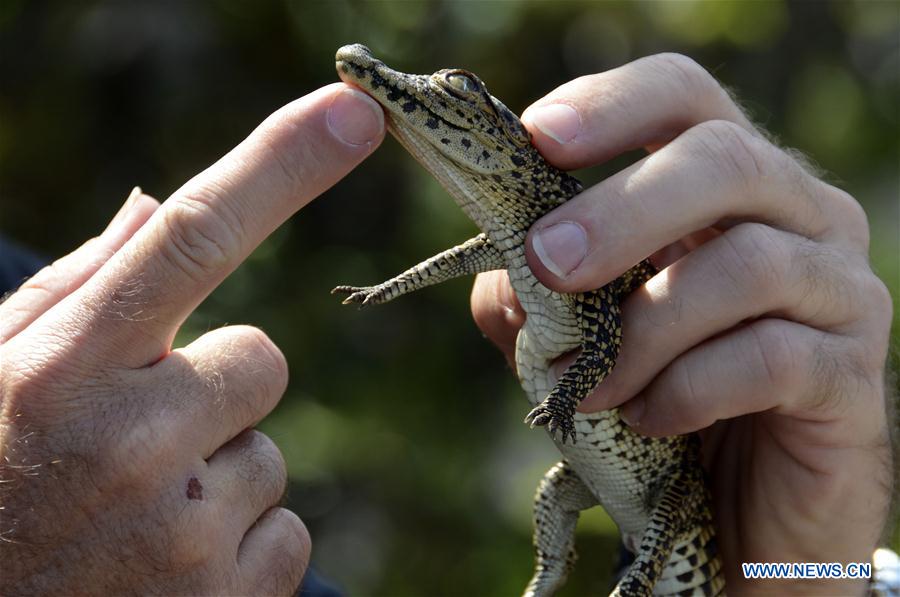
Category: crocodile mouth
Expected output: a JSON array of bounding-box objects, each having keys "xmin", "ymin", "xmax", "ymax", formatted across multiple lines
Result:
[
  {"xmin": 334, "ymin": 45, "xmax": 378, "ymax": 89},
  {"xmin": 335, "ymin": 45, "xmax": 470, "ymax": 178},
  {"xmin": 335, "ymin": 44, "xmax": 424, "ymax": 109},
  {"xmin": 334, "ymin": 44, "xmax": 490, "ymax": 227},
  {"xmin": 335, "ymin": 45, "xmax": 478, "ymax": 144}
]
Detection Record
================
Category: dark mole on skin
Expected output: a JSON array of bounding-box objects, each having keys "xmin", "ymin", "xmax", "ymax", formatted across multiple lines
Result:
[{"xmin": 187, "ymin": 476, "xmax": 204, "ymax": 500}]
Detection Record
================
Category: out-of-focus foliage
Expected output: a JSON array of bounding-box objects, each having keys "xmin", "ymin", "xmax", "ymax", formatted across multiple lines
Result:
[{"xmin": 1, "ymin": 1, "xmax": 897, "ymax": 595}]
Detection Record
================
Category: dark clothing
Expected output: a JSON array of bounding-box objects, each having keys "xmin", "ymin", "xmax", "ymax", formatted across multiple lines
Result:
[
  {"xmin": 296, "ymin": 569, "xmax": 343, "ymax": 597},
  {"xmin": 0, "ymin": 236, "xmax": 45, "ymax": 296}
]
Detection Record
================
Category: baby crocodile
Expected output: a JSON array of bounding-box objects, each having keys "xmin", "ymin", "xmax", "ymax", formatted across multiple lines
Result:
[{"xmin": 332, "ymin": 44, "xmax": 724, "ymax": 597}]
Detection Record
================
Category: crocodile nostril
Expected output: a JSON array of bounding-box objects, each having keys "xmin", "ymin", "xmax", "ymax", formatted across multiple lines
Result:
[{"xmin": 335, "ymin": 43, "xmax": 373, "ymax": 63}]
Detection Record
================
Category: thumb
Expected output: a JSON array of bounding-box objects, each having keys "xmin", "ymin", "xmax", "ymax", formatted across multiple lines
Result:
[{"xmin": 0, "ymin": 187, "xmax": 159, "ymax": 343}]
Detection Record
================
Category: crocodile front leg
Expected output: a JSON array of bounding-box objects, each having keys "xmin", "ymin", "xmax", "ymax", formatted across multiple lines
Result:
[
  {"xmin": 333, "ymin": 233, "xmax": 504, "ymax": 307},
  {"xmin": 524, "ymin": 286, "xmax": 622, "ymax": 443},
  {"xmin": 524, "ymin": 461, "xmax": 598, "ymax": 597},
  {"xmin": 525, "ymin": 261, "xmax": 656, "ymax": 443}
]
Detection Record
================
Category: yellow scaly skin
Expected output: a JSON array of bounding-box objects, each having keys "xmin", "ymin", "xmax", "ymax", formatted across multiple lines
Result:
[{"xmin": 332, "ymin": 44, "xmax": 725, "ymax": 597}]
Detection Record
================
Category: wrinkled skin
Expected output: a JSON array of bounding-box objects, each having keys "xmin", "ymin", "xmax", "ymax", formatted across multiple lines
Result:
[
  {"xmin": 471, "ymin": 54, "xmax": 894, "ymax": 595},
  {"xmin": 0, "ymin": 83, "xmax": 385, "ymax": 595}
]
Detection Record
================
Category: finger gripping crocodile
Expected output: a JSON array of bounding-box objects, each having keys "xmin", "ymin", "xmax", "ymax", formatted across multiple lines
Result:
[{"xmin": 332, "ymin": 44, "xmax": 724, "ymax": 597}]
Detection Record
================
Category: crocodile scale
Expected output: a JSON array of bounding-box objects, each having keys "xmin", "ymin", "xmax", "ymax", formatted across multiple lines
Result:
[{"xmin": 332, "ymin": 44, "xmax": 725, "ymax": 597}]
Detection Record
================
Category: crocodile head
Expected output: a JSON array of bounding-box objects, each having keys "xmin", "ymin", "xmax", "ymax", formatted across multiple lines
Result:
[
  {"xmin": 335, "ymin": 44, "xmax": 581, "ymax": 231},
  {"xmin": 336, "ymin": 43, "xmax": 535, "ymax": 174}
]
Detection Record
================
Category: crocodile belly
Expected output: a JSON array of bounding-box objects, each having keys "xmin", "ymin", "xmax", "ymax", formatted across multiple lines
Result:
[{"xmin": 516, "ymin": 327, "xmax": 650, "ymax": 536}]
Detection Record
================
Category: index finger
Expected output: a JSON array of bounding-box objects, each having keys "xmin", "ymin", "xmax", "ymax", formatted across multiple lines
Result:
[
  {"xmin": 517, "ymin": 54, "xmax": 857, "ymax": 293},
  {"xmin": 520, "ymin": 53, "xmax": 756, "ymax": 169},
  {"xmin": 67, "ymin": 83, "xmax": 384, "ymax": 367}
]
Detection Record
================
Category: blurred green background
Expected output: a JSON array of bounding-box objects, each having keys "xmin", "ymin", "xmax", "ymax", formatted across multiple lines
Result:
[{"xmin": 1, "ymin": 1, "xmax": 897, "ymax": 595}]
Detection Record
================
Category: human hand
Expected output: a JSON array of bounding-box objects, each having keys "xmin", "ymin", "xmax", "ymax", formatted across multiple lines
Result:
[
  {"xmin": 470, "ymin": 54, "xmax": 893, "ymax": 594},
  {"xmin": 0, "ymin": 83, "xmax": 384, "ymax": 595}
]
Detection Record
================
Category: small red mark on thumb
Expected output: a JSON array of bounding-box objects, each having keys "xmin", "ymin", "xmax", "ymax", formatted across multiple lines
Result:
[{"xmin": 186, "ymin": 476, "xmax": 204, "ymax": 500}]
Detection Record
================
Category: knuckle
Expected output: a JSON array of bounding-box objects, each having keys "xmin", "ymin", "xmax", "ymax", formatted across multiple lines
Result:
[
  {"xmin": 237, "ymin": 430, "xmax": 288, "ymax": 498},
  {"xmin": 808, "ymin": 335, "xmax": 855, "ymax": 410},
  {"xmin": 661, "ymin": 357, "xmax": 713, "ymax": 433},
  {"xmin": 767, "ymin": 147, "xmax": 831, "ymax": 239},
  {"xmin": 650, "ymin": 53, "xmax": 715, "ymax": 94},
  {"xmin": 719, "ymin": 223, "xmax": 790, "ymax": 296},
  {"xmin": 857, "ymin": 274, "xmax": 893, "ymax": 363},
  {"xmin": 284, "ymin": 512, "xmax": 312, "ymax": 571},
  {"xmin": 826, "ymin": 185, "xmax": 870, "ymax": 250},
  {"xmin": 160, "ymin": 187, "xmax": 245, "ymax": 277},
  {"xmin": 227, "ymin": 325, "xmax": 289, "ymax": 396},
  {"xmin": 669, "ymin": 357, "xmax": 703, "ymax": 406},
  {"xmin": 748, "ymin": 320, "xmax": 803, "ymax": 391},
  {"xmin": 13, "ymin": 236, "xmax": 102, "ymax": 298},
  {"xmin": 797, "ymin": 243, "xmax": 858, "ymax": 321},
  {"xmin": 688, "ymin": 119, "xmax": 767, "ymax": 189},
  {"xmin": 271, "ymin": 508, "xmax": 311, "ymax": 567},
  {"xmin": 188, "ymin": 327, "xmax": 288, "ymax": 433},
  {"xmin": 15, "ymin": 260, "xmax": 68, "ymax": 298},
  {"xmin": 252, "ymin": 509, "xmax": 310, "ymax": 593},
  {"xmin": 865, "ymin": 275, "xmax": 894, "ymax": 324}
]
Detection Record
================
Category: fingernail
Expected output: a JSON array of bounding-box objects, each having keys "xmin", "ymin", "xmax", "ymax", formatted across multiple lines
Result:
[
  {"xmin": 524, "ymin": 104, "xmax": 580, "ymax": 144},
  {"xmin": 104, "ymin": 186, "xmax": 143, "ymax": 233},
  {"xmin": 532, "ymin": 221, "xmax": 588, "ymax": 279},
  {"xmin": 620, "ymin": 397, "xmax": 644, "ymax": 427},
  {"xmin": 327, "ymin": 88, "xmax": 384, "ymax": 146}
]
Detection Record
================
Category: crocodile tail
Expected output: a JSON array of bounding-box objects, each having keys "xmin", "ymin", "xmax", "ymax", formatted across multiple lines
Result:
[
  {"xmin": 611, "ymin": 462, "xmax": 724, "ymax": 597},
  {"xmin": 651, "ymin": 454, "xmax": 724, "ymax": 597},
  {"xmin": 654, "ymin": 520, "xmax": 725, "ymax": 596},
  {"xmin": 610, "ymin": 482, "xmax": 685, "ymax": 597}
]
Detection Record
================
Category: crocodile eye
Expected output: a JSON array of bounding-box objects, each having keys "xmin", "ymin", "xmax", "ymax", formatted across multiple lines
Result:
[{"xmin": 446, "ymin": 73, "xmax": 477, "ymax": 93}]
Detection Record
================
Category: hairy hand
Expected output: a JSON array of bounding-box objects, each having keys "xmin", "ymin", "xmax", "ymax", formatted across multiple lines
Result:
[
  {"xmin": 471, "ymin": 54, "xmax": 893, "ymax": 595},
  {"xmin": 0, "ymin": 83, "xmax": 384, "ymax": 595}
]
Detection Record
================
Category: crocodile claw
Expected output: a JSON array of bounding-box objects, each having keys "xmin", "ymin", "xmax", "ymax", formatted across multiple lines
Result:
[
  {"xmin": 524, "ymin": 407, "xmax": 552, "ymax": 427},
  {"xmin": 525, "ymin": 400, "xmax": 577, "ymax": 444},
  {"xmin": 331, "ymin": 285, "xmax": 379, "ymax": 308},
  {"xmin": 331, "ymin": 285, "xmax": 364, "ymax": 297}
]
